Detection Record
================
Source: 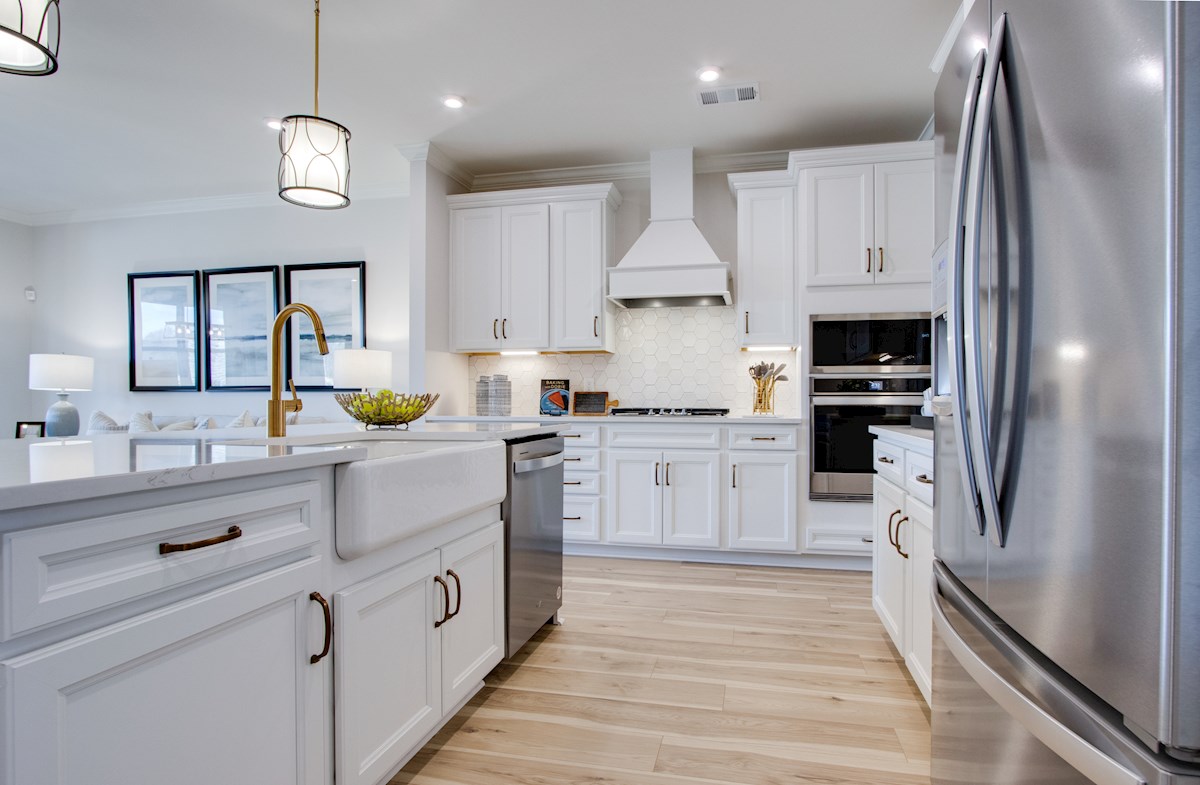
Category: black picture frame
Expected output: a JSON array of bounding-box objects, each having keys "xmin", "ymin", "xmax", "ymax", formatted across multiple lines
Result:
[
  {"xmin": 283, "ymin": 261, "xmax": 366, "ymax": 390},
  {"xmin": 202, "ymin": 266, "xmax": 280, "ymax": 391},
  {"xmin": 128, "ymin": 271, "xmax": 201, "ymax": 392},
  {"xmin": 15, "ymin": 421, "xmax": 45, "ymax": 439}
]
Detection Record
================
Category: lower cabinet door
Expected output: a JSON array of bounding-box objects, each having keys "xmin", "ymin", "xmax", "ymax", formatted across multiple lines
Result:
[
  {"xmin": 335, "ymin": 550, "xmax": 442, "ymax": 785},
  {"xmin": 439, "ymin": 521, "xmax": 505, "ymax": 710},
  {"xmin": 661, "ymin": 451, "xmax": 721, "ymax": 548},
  {"xmin": 728, "ymin": 452, "xmax": 798, "ymax": 551},
  {"xmin": 1, "ymin": 558, "xmax": 327, "ymax": 785},
  {"xmin": 606, "ymin": 450, "xmax": 663, "ymax": 545},
  {"xmin": 905, "ymin": 497, "xmax": 934, "ymax": 705},
  {"xmin": 563, "ymin": 496, "xmax": 601, "ymax": 542},
  {"xmin": 872, "ymin": 476, "xmax": 908, "ymax": 651}
]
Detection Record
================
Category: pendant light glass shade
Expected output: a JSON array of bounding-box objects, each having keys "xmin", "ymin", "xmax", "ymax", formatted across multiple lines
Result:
[
  {"xmin": 0, "ymin": 0, "xmax": 60, "ymax": 75},
  {"xmin": 278, "ymin": 114, "xmax": 351, "ymax": 209}
]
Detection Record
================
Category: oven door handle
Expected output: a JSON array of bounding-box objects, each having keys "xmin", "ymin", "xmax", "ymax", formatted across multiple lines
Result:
[{"xmin": 810, "ymin": 395, "xmax": 926, "ymax": 407}]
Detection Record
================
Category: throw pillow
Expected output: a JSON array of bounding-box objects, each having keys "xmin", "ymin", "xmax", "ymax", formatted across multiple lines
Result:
[
  {"xmin": 86, "ymin": 410, "xmax": 127, "ymax": 434},
  {"xmin": 161, "ymin": 419, "xmax": 196, "ymax": 431},
  {"xmin": 229, "ymin": 410, "xmax": 256, "ymax": 428},
  {"xmin": 128, "ymin": 411, "xmax": 158, "ymax": 432}
]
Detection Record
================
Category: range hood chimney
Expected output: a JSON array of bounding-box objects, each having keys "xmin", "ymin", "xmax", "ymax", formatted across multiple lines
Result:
[{"xmin": 607, "ymin": 148, "xmax": 731, "ymax": 308}]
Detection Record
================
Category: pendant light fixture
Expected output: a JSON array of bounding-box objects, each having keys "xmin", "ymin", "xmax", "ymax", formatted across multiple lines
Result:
[
  {"xmin": 278, "ymin": 0, "xmax": 351, "ymax": 209},
  {"xmin": 0, "ymin": 0, "xmax": 60, "ymax": 75}
]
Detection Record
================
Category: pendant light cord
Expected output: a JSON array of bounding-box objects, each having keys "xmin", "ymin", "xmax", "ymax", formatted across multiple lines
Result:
[{"xmin": 313, "ymin": 0, "xmax": 321, "ymax": 116}]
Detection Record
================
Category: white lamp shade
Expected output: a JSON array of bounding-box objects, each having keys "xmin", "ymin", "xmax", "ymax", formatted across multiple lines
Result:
[
  {"xmin": 29, "ymin": 354, "xmax": 93, "ymax": 391},
  {"xmin": 332, "ymin": 349, "xmax": 391, "ymax": 389},
  {"xmin": 278, "ymin": 115, "xmax": 351, "ymax": 209},
  {"xmin": 0, "ymin": 0, "xmax": 59, "ymax": 75},
  {"xmin": 29, "ymin": 441, "xmax": 94, "ymax": 483}
]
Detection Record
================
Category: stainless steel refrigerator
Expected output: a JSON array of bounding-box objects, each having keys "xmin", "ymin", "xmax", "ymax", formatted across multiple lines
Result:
[{"xmin": 930, "ymin": 1, "xmax": 1200, "ymax": 783}]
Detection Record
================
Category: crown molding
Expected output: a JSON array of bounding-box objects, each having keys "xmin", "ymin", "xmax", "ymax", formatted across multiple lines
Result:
[
  {"xmin": 471, "ymin": 160, "xmax": 650, "ymax": 191},
  {"xmin": 397, "ymin": 142, "xmax": 474, "ymax": 190},
  {"xmin": 787, "ymin": 140, "xmax": 933, "ymax": 172},
  {"xmin": 695, "ymin": 150, "xmax": 790, "ymax": 175},
  {"xmin": 447, "ymin": 182, "xmax": 622, "ymax": 210}
]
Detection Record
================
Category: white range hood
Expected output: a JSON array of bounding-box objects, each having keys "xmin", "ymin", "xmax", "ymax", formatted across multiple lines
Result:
[{"xmin": 607, "ymin": 148, "xmax": 732, "ymax": 308}]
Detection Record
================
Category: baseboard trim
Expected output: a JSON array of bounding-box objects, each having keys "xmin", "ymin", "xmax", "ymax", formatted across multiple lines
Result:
[{"xmin": 563, "ymin": 543, "xmax": 869, "ymax": 571}]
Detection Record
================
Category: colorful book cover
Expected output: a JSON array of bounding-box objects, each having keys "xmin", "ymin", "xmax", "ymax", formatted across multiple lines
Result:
[{"xmin": 539, "ymin": 379, "xmax": 570, "ymax": 416}]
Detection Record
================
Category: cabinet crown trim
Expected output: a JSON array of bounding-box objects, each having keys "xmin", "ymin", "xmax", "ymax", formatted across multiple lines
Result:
[
  {"xmin": 447, "ymin": 183, "xmax": 621, "ymax": 209},
  {"xmin": 788, "ymin": 141, "xmax": 933, "ymax": 172}
]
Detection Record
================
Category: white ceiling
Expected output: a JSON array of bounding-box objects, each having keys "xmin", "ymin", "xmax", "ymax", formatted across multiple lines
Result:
[{"xmin": 0, "ymin": 0, "xmax": 958, "ymax": 221}]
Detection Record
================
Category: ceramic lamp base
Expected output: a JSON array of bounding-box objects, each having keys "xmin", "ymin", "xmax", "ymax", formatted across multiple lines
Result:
[{"xmin": 45, "ymin": 394, "xmax": 80, "ymax": 437}]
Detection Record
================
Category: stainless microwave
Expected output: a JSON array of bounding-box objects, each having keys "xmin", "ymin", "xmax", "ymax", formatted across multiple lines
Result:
[{"xmin": 809, "ymin": 312, "xmax": 932, "ymax": 375}]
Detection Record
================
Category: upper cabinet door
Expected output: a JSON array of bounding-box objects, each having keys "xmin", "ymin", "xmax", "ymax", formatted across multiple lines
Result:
[
  {"xmin": 737, "ymin": 187, "xmax": 797, "ymax": 347},
  {"xmin": 500, "ymin": 204, "xmax": 550, "ymax": 350},
  {"xmin": 804, "ymin": 164, "xmax": 875, "ymax": 287},
  {"xmin": 451, "ymin": 207, "xmax": 503, "ymax": 352},
  {"xmin": 550, "ymin": 200, "xmax": 605, "ymax": 351},
  {"xmin": 874, "ymin": 159, "xmax": 934, "ymax": 285}
]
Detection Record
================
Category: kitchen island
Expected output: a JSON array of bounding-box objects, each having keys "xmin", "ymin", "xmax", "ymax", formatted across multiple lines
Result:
[{"xmin": 0, "ymin": 422, "xmax": 554, "ymax": 785}]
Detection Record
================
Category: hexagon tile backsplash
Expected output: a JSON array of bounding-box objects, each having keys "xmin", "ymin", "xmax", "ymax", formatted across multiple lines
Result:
[{"xmin": 467, "ymin": 307, "xmax": 798, "ymax": 417}]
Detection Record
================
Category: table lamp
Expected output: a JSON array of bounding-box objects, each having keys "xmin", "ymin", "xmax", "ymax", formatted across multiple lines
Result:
[
  {"xmin": 331, "ymin": 348, "xmax": 392, "ymax": 392},
  {"xmin": 29, "ymin": 354, "xmax": 94, "ymax": 437}
]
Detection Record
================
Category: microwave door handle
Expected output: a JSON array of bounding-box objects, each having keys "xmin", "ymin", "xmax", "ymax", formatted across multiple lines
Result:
[
  {"xmin": 963, "ymin": 13, "xmax": 1008, "ymax": 548},
  {"xmin": 947, "ymin": 47, "xmax": 988, "ymax": 537}
]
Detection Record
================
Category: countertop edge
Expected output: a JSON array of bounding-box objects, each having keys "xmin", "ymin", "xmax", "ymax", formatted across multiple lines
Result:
[{"xmin": 869, "ymin": 424, "xmax": 935, "ymax": 452}]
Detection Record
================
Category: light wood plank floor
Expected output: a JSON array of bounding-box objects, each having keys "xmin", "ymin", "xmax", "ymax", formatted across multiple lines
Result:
[{"xmin": 391, "ymin": 556, "xmax": 931, "ymax": 785}]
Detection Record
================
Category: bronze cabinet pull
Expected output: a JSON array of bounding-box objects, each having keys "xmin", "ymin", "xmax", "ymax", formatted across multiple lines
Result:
[
  {"xmin": 159, "ymin": 525, "xmax": 242, "ymax": 555},
  {"xmin": 433, "ymin": 575, "xmax": 451, "ymax": 628},
  {"xmin": 593, "ymin": 315, "xmax": 599, "ymax": 338},
  {"xmin": 866, "ymin": 247, "xmax": 872, "ymax": 273},
  {"xmin": 501, "ymin": 318, "xmax": 508, "ymax": 339},
  {"xmin": 563, "ymin": 481, "xmax": 582, "ymax": 486},
  {"xmin": 655, "ymin": 462, "xmax": 661, "ymax": 486},
  {"xmin": 309, "ymin": 592, "xmax": 332, "ymax": 665},
  {"xmin": 493, "ymin": 319, "xmax": 499, "ymax": 340},
  {"xmin": 564, "ymin": 434, "xmax": 582, "ymax": 439},
  {"xmin": 563, "ymin": 516, "xmax": 583, "ymax": 521},
  {"xmin": 445, "ymin": 569, "xmax": 463, "ymax": 622},
  {"xmin": 894, "ymin": 517, "xmax": 910, "ymax": 559},
  {"xmin": 878, "ymin": 246, "xmax": 884, "ymax": 272},
  {"xmin": 732, "ymin": 464, "xmax": 737, "ymax": 488},
  {"xmin": 886, "ymin": 509, "xmax": 901, "ymax": 548},
  {"xmin": 665, "ymin": 462, "xmax": 671, "ymax": 486},
  {"xmin": 745, "ymin": 311, "xmax": 750, "ymax": 333},
  {"xmin": 564, "ymin": 457, "xmax": 582, "ymax": 462},
  {"xmin": 861, "ymin": 537, "xmax": 874, "ymax": 544},
  {"xmin": 878, "ymin": 456, "xmax": 895, "ymax": 465},
  {"xmin": 915, "ymin": 473, "xmax": 934, "ymax": 485},
  {"xmin": 750, "ymin": 436, "xmax": 777, "ymax": 441}
]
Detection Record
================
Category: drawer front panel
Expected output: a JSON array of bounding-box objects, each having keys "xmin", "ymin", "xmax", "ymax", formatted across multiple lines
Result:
[
  {"xmin": 607, "ymin": 426, "xmax": 721, "ymax": 450},
  {"xmin": 872, "ymin": 440, "xmax": 905, "ymax": 487},
  {"xmin": 558, "ymin": 424, "xmax": 601, "ymax": 448},
  {"xmin": 805, "ymin": 528, "xmax": 874, "ymax": 554},
  {"xmin": 562, "ymin": 472, "xmax": 601, "ymax": 495},
  {"xmin": 905, "ymin": 449, "xmax": 934, "ymax": 506},
  {"xmin": 3, "ymin": 480, "xmax": 323, "ymax": 640},
  {"xmin": 562, "ymin": 448, "xmax": 600, "ymax": 472},
  {"xmin": 562, "ymin": 497, "xmax": 601, "ymax": 542},
  {"xmin": 729, "ymin": 425, "xmax": 798, "ymax": 451}
]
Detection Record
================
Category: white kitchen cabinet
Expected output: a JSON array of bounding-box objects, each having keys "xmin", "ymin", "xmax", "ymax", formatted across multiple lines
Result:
[
  {"xmin": 333, "ymin": 521, "xmax": 505, "ymax": 785},
  {"xmin": 905, "ymin": 497, "xmax": 934, "ymax": 701},
  {"xmin": 728, "ymin": 452, "xmax": 798, "ymax": 552},
  {"xmin": 606, "ymin": 449, "xmax": 720, "ymax": 548},
  {"xmin": 449, "ymin": 185, "xmax": 620, "ymax": 354},
  {"xmin": 2, "ymin": 557, "xmax": 328, "ymax": 785},
  {"xmin": 735, "ymin": 185, "xmax": 797, "ymax": 347},
  {"xmin": 872, "ymin": 475, "xmax": 908, "ymax": 647},
  {"xmin": 802, "ymin": 156, "xmax": 933, "ymax": 288}
]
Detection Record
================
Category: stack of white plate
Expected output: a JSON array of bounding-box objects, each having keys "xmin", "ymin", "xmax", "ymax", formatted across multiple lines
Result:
[{"xmin": 476, "ymin": 376, "xmax": 492, "ymax": 415}]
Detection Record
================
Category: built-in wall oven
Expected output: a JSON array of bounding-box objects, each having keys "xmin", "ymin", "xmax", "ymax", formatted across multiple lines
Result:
[{"xmin": 809, "ymin": 313, "xmax": 931, "ymax": 501}]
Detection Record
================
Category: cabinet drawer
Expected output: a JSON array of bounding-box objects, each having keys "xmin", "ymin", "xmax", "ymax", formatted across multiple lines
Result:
[
  {"xmin": 905, "ymin": 450, "xmax": 934, "ymax": 506},
  {"xmin": 2, "ymin": 481, "xmax": 323, "ymax": 640},
  {"xmin": 558, "ymin": 424, "xmax": 601, "ymax": 447},
  {"xmin": 806, "ymin": 528, "xmax": 874, "ymax": 554},
  {"xmin": 562, "ymin": 448, "xmax": 600, "ymax": 471},
  {"xmin": 607, "ymin": 426, "xmax": 721, "ymax": 450},
  {"xmin": 729, "ymin": 425, "xmax": 798, "ymax": 450},
  {"xmin": 563, "ymin": 472, "xmax": 601, "ymax": 495},
  {"xmin": 563, "ymin": 497, "xmax": 601, "ymax": 542},
  {"xmin": 873, "ymin": 440, "xmax": 905, "ymax": 487}
]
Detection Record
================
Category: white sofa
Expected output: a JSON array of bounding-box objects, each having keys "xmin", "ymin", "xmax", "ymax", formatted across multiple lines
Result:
[{"xmin": 86, "ymin": 410, "xmax": 333, "ymax": 435}]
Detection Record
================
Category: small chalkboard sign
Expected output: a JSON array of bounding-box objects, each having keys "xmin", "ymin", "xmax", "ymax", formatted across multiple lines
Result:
[{"xmin": 572, "ymin": 391, "xmax": 612, "ymax": 416}]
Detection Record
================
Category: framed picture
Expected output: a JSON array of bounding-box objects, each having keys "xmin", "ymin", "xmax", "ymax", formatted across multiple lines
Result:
[
  {"xmin": 202, "ymin": 266, "xmax": 280, "ymax": 390},
  {"xmin": 283, "ymin": 261, "xmax": 366, "ymax": 389},
  {"xmin": 14, "ymin": 421, "xmax": 45, "ymax": 439},
  {"xmin": 128, "ymin": 271, "xmax": 201, "ymax": 391}
]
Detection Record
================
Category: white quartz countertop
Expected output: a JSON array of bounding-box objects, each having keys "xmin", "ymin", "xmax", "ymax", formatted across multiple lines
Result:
[
  {"xmin": 428, "ymin": 415, "xmax": 805, "ymax": 425},
  {"xmin": 869, "ymin": 424, "xmax": 935, "ymax": 451},
  {"xmin": 0, "ymin": 421, "xmax": 563, "ymax": 512}
]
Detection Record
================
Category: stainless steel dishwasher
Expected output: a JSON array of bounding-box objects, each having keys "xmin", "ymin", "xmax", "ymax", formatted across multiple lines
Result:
[{"xmin": 502, "ymin": 434, "xmax": 564, "ymax": 657}]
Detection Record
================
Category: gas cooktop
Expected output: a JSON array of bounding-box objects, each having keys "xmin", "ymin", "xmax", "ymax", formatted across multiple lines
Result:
[{"xmin": 609, "ymin": 407, "xmax": 730, "ymax": 417}]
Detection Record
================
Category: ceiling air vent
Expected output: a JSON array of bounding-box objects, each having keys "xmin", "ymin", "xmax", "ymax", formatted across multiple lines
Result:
[{"xmin": 697, "ymin": 82, "xmax": 760, "ymax": 107}]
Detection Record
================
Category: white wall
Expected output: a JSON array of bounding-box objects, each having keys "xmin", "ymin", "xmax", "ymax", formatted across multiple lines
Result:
[
  {"xmin": 25, "ymin": 199, "xmax": 409, "ymax": 426},
  {"xmin": 0, "ymin": 219, "xmax": 36, "ymax": 431}
]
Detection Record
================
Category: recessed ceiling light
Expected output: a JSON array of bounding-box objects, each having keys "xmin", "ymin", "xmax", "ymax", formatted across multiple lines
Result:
[
  {"xmin": 442, "ymin": 95, "xmax": 465, "ymax": 109},
  {"xmin": 697, "ymin": 66, "xmax": 721, "ymax": 82},
  {"xmin": 264, "ymin": 117, "xmax": 282, "ymax": 131}
]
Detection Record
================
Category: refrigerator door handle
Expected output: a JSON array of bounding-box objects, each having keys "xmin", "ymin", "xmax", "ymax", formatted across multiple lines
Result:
[
  {"xmin": 962, "ymin": 13, "xmax": 1009, "ymax": 547},
  {"xmin": 947, "ymin": 48, "xmax": 988, "ymax": 537},
  {"xmin": 932, "ymin": 574, "xmax": 1147, "ymax": 785}
]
